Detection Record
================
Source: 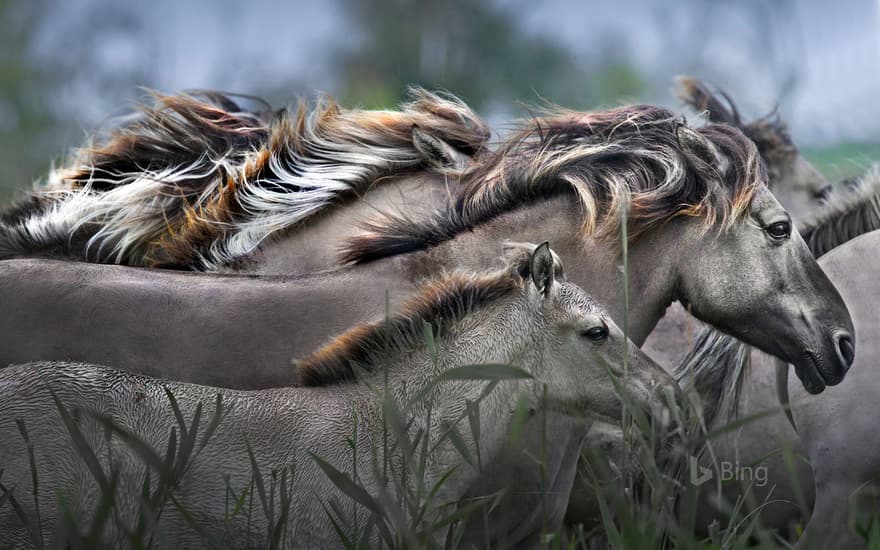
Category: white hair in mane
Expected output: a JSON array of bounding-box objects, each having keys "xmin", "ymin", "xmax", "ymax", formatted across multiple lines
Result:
[{"xmin": 0, "ymin": 88, "xmax": 490, "ymax": 269}]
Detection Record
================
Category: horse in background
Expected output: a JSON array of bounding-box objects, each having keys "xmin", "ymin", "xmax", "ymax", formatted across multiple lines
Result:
[{"xmin": 676, "ymin": 76, "xmax": 831, "ymax": 220}]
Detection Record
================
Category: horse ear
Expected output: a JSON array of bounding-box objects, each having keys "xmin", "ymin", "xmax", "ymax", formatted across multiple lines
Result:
[
  {"xmin": 676, "ymin": 76, "xmax": 741, "ymax": 126},
  {"xmin": 530, "ymin": 242, "xmax": 556, "ymax": 298},
  {"xmin": 501, "ymin": 241, "xmax": 534, "ymax": 279},
  {"xmin": 502, "ymin": 241, "xmax": 565, "ymax": 284},
  {"xmin": 676, "ymin": 124, "xmax": 727, "ymax": 173},
  {"xmin": 412, "ymin": 125, "xmax": 470, "ymax": 171}
]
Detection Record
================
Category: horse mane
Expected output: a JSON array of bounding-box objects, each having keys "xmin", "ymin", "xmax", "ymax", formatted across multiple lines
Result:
[
  {"xmin": 799, "ymin": 166, "xmax": 880, "ymax": 256},
  {"xmin": 677, "ymin": 76, "xmax": 797, "ymax": 186},
  {"xmin": 674, "ymin": 327, "xmax": 750, "ymax": 426},
  {"xmin": 0, "ymin": 88, "xmax": 490, "ymax": 269},
  {"xmin": 294, "ymin": 269, "xmax": 521, "ymax": 387},
  {"xmin": 340, "ymin": 105, "xmax": 764, "ymax": 264}
]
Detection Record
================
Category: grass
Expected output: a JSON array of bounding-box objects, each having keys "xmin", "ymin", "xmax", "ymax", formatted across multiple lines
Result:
[
  {"xmin": 6, "ymin": 353, "xmax": 879, "ymax": 548},
  {"xmin": 802, "ymin": 142, "xmax": 880, "ymax": 183}
]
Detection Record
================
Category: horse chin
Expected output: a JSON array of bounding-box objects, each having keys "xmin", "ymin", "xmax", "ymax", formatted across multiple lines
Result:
[{"xmin": 793, "ymin": 355, "xmax": 827, "ymax": 395}]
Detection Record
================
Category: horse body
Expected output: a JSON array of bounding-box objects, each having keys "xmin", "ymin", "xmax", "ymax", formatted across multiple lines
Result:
[
  {"xmin": 0, "ymin": 258, "xmax": 416, "ymax": 388},
  {"xmin": 0, "ymin": 245, "xmax": 676, "ymax": 547},
  {"xmin": 788, "ymin": 230, "xmax": 880, "ymax": 548}
]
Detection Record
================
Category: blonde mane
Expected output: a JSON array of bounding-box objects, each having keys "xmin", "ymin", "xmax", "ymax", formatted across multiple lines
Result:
[{"xmin": 340, "ymin": 105, "xmax": 765, "ymax": 264}]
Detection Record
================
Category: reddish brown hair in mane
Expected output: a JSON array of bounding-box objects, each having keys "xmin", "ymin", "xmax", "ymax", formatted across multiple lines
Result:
[
  {"xmin": 0, "ymin": 88, "xmax": 491, "ymax": 268},
  {"xmin": 295, "ymin": 270, "xmax": 521, "ymax": 387}
]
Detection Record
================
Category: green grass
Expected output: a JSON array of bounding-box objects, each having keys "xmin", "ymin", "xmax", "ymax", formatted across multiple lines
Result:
[
  {"xmin": 802, "ymin": 142, "xmax": 880, "ymax": 183},
  {"xmin": 8, "ymin": 358, "xmax": 879, "ymax": 548}
]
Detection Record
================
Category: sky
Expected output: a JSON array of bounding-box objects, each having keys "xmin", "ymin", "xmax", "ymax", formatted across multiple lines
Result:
[{"xmin": 18, "ymin": 0, "xmax": 880, "ymax": 147}]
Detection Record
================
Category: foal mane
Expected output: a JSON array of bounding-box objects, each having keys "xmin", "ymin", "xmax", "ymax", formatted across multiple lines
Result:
[
  {"xmin": 295, "ymin": 270, "xmax": 521, "ymax": 387},
  {"xmin": 0, "ymin": 88, "xmax": 490, "ymax": 269},
  {"xmin": 799, "ymin": 166, "xmax": 880, "ymax": 256},
  {"xmin": 340, "ymin": 105, "xmax": 764, "ymax": 264}
]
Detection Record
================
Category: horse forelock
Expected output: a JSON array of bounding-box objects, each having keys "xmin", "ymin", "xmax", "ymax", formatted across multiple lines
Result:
[
  {"xmin": 294, "ymin": 270, "xmax": 521, "ymax": 387},
  {"xmin": 2, "ymin": 88, "xmax": 490, "ymax": 268},
  {"xmin": 341, "ymin": 105, "xmax": 764, "ymax": 264}
]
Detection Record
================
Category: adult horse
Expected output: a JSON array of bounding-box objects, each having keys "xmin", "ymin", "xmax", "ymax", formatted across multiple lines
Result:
[
  {"xmin": 0, "ymin": 95, "xmax": 856, "ymax": 395},
  {"xmin": 656, "ymin": 180, "xmax": 880, "ymax": 545},
  {"xmin": 0, "ymin": 88, "xmax": 488, "ymax": 272},
  {"xmin": 1, "ymin": 82, "xmax": 832, "ymax": 271},
  {"xmin": 0, "ymin": 244, "xmax": 677, "ymax": 547}
]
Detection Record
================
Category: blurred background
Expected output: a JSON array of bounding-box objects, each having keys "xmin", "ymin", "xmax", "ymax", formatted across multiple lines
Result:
[{"xmin": 2, "ymin": 0, "xmax": 879, "ymax": 203}]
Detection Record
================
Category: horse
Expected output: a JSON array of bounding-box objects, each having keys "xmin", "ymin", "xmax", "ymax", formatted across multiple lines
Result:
[
  {"xmin": 0, "ymin": 88, "xmax": 488, "ymax": 273},
  {"xmin": 642, "ymin": 165, "xmax": 880, "ymax": 372},
  {"xmin": 787, "ymin": 229, "xmax": 880, "ymax": 548},
  {"xmin": 0, "ymin": 243, "xmax": 678, "ymax": 548},
  {"xmin": 676, "ymin": 76, "xmax": 831, "ymax": 220},
  {"xmin": 651, "ymin": 180, "xmax": 880, "ymax": 546},
  {"xmin": 0, "ymin": 93, "xmax": 856, "ymax": 395},
  {"xmin": 0, "ymin": 80, "xmax": 828, "ymax": 270}
]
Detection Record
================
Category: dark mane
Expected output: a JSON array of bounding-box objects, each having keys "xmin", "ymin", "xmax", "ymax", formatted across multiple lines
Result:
[
  {"xmin": 799, "ymin": 167, "xmax": 880, "ymax": 256},
  {"xmin": 340, "ymin": 104, "xmax": 764, "ymax": 264},
  {"xmin": 295, "ymin": 270, "xmax": 521, "ymax": 387},
  {"xmin": 674, "ymin": 328, "xmax": 750, "ymax": 426}
]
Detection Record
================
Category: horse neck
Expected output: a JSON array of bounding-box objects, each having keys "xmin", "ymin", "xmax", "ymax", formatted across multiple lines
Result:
[
  {"xmin": 350, "ymin": 303, "xmax": 533, "ymax": 493},
  {"xmin": 404, "ymin": 195, "xmax": 682, "ymax": 345}
]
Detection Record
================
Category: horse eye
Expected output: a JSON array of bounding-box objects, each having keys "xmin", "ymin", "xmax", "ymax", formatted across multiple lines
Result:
[
  {"xmin": 766, "ymin": 221, "xmax": 791, "ymax": 240},
  {"xmin": 581, "ymin": 325, "xmax": 608, "ymax": 342}
]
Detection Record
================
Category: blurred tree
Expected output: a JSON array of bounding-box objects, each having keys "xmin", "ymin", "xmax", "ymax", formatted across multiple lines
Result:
[
  {"xmin": 0, "ymin": 0, "xmax": 59, "ymax": 202},
  {"xmin": 335, "ymin": 0, "xmax": 645, "ymax": 111}
]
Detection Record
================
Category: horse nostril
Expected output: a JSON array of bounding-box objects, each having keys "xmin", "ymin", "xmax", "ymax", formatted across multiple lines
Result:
[{"xmin": 836, "ymin": 333, "xmax": 855, "ymax": 371}]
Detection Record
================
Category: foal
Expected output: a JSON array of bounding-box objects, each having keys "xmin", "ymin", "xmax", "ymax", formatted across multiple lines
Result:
[{"xmin": 0, "ymin": 243, "xmax": 675, "ymax": 548}]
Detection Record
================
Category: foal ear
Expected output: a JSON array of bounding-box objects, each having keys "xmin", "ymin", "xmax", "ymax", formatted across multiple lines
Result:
[
  {"xmin": 502, "ymin": 240, "xmax": 565, "ymax": 283},
  {"xmin": 412, "ymin": 125, "xmax": 471, "ymax": 171},
  {"xmin": 676, "ymin": 124, "xmax": 727, "ymax": 173},
  {"xmin": 530, "ymin": 242, "xmax": 556, "ymax": 298}
]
